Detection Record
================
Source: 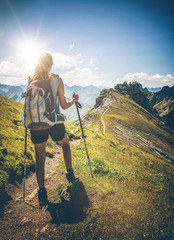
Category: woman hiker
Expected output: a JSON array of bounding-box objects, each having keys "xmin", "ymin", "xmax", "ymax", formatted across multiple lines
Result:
[{"xmin": 29, "ymin": 52, "xmax": 79, "ymax": 207}]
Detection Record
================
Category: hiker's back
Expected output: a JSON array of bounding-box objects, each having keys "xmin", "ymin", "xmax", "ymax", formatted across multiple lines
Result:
[{"xmin": 24, "ymin": 74, "xmax": 64, "ymax": 130}]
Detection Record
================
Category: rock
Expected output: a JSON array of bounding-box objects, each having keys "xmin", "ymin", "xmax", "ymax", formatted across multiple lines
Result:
[
  {"xmin": 94, "ymin": 89, "xmax": 111, "ymax": 108},
  {"xmin": 25, "ymin": 188, "xmax": 37, "ymax": 201},
  {"xmin": 15, "ymin": 195, "xmax": 23, "ymax": 202},
  {"xmin": 13, "ymin": 120, "xmax": 20, "ymax": 125},
  {"xmin": 6, "ymin": 209, "xmax": 14, "ymax": 214},
  {"xmin": 0, "ymin": 148, "xmax": 7, "ymax": 155},
  {"xmin": 35, "ymin": 229, "xmax": 40, "ymax": 238},
  {"xmin": 40, "ymin": 224, "xmax": 49, "ymax": 234},
  {"xmin": 20, "ymin": 217, "xmax": 32, "ymax": 226}
]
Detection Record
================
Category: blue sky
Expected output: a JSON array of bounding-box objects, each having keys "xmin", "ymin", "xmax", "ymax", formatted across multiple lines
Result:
[{"xmin": 0, "ymin": 0, "xmax": 174, "ymax": 87}]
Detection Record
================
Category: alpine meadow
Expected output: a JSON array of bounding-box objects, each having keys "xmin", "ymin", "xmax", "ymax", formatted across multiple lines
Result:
[{"xmin": 0, "ymin": 84, "xmax": 174, "ymax": 239}]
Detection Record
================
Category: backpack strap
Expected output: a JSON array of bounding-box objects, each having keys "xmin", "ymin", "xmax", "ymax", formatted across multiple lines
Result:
[
  {"xmin": 49, "ymin": 74, "xmax": 61, "ymax": 108},
  {"xmin": 55, "ymin": 96, "xmax": 60, "ymax": 114}
]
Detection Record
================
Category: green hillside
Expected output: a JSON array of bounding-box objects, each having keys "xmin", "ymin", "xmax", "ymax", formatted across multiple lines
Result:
[
  {"xmin": 53, "ymin": 89, "xmax": 174, "ymax": 239},
  {"xmin": 0, "ymin": 96, "xmax": 34, "ymax": 200}
]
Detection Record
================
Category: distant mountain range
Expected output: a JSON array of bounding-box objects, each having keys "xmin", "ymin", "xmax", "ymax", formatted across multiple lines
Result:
[
  {"xmin": 0, "ymin": 83, "xmax": 101, "ymax": 104},
  {"xmin": 0, "ymin": 83, "xmax": 101, "ymax": 122},
  {"xmin": 0, "ymin": 84, "xmax": 26, "ymax": 103},
  {"xmin": 64, "ymin": 84, "xmax": 103, "ymax": 104},
  {"xmin": 147, "ymin": 87, "xmax": 162, "ymax": 92}
]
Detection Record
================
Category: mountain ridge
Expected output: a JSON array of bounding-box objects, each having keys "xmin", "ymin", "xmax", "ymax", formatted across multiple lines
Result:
[{"xmin": 83, "ymin": 88, "xmax": 174, "ymax": 162}]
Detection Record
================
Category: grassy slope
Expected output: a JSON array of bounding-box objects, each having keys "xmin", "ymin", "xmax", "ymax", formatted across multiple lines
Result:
[
  {"xmin": 53, "ymin": 90, "xmax": 174, "ymax": 239},
  {"xmin": 0, "ymin": 96, "xmax": 35, "ymax": 201},
  {"xmin": 92, "ymin": 90, "xmax": 174, "ymax": 161}
]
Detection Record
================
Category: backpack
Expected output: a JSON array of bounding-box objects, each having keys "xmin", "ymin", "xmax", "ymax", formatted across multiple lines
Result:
[{"xmin": 23, "ymin": 78, "xmax": 65, "ymax": 130}]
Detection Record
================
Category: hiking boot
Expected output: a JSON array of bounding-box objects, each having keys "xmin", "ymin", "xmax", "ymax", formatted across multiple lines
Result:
[
  {"xmin": 38, "ymin": 187, "xmax": 48, "ymax": 208},
  {"xmin": 65, "ymin": 169, "xmax": 79, "ymax": 183}
]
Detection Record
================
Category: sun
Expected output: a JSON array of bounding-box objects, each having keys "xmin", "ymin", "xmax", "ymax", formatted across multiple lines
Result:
[{"xmin": 17, "ymin": 37, "xmax": 44, "ymax": 67}]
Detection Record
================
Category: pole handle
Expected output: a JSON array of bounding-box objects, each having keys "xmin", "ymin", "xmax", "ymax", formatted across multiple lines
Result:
[{"xmin": 76, "ymin": 101, "xmax": 82, "ymax": 108}]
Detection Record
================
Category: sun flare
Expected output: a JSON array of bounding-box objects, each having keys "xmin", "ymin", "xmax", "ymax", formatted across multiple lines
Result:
[{"xmin": 17, "ymin": 37, "xmax": 44, "ymax": 67}]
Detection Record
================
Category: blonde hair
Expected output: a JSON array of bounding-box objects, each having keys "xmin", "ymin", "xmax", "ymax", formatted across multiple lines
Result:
[{"xmin": 31, "ymin": 52, "xmax": 53, "ymax": 81}]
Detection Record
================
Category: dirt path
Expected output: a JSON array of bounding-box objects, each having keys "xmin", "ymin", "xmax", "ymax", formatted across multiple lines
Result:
[
  {"xmin": 101, "ymin": 101, "xmax": 112, "ymax": 135},
  {"xmin": 0, "ymin": 139, "xmax": 90, "ymax": 240}
]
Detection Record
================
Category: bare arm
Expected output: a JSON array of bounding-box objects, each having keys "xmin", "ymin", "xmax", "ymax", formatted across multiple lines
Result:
[{"xmin": 58, "ymin": 78, "xmax": 79, "ymax": 110}]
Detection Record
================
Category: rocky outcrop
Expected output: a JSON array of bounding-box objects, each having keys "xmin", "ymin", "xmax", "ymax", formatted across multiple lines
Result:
[
  {"xmin": 162, "ymin": 106, "xmax": 174, "ymax": 130},
  {"xmin": 114, "ymin": 81, "xmax": 158, "ymax": 116},
  {"xmin": 94, "ymin": 88, "xmax": 113, "ymax": 109},
  {"xmin": 114, "ymin": 82, "xmax": 174, "ymax": 131},
  {"xmin": 150, "ymin": 86, "xmax": 174, "ymax": 130}
]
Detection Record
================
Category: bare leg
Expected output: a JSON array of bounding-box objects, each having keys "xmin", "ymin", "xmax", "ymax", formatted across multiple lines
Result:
[
  {"xmin": 34, "ymin": 142, "xmax": 46, "ymax": 189},
  {"xmin": 59, "ymin": 133, "xmax": 72, "ymax": 170},
  {"xmin": 59, "ymin": 133, "xmax": 79, "ymax": 183}
]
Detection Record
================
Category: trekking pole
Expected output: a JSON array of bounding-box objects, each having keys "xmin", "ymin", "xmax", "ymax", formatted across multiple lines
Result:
[
  {"xmin": 75, "ymin": 102, "xmax": 93, "ymax": 178},
  {"xmin": 23, "ymin": 127, "xmax": 27, "ymax": 202}
]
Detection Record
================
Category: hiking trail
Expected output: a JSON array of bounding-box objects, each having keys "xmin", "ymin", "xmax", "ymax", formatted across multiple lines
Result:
[
  {"xmin": 101, "ymin": 100, "xmax": 112, "ymax": 135},
  {"xmin": 0, "ymin": 139, "xmax": 90, "ymax": 240}
]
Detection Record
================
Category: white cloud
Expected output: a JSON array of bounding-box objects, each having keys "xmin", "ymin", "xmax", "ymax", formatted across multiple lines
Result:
[
  {"xmin": 0, "ymin": 61, "xmax": 21, "ymax": 76},
  {"xmin": 52, "ymin": 53, "xmax": 82, "ymax": 73},
  {"xmin": 116, "ymin": 72, "xmax": 174, "ymax": 88},
  {"xmin": 69, "ymin": 41, "xmax": 75, "ymax": 49},
  {"xmin": 2, "ymin": 53, "xmax": 173, "ymax": 89},
  {"xmin": 0, "ymin": 60, "xmax": 30, "ymax": 85},
  {"xmin": 51, "ymin": 52, "xmax": 104, "ymax": 86},
  {"xmin": 0, "ymin": 75, "xmax": 28, "ymax": 85},
  {"xmin": 90, "ymin": 58, "xmax": 99, "ymax": 70},
  {"xmin": 0, "ymin": 52, "xmax": 104, "ymax": 86},
  {"xmin": 61, "ymin": 67, "xmax": 104, "ymax": 86}
]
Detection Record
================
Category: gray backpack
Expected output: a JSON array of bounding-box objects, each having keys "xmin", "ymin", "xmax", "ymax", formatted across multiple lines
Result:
[{"xmin": 24, "ymin": 78, "xmax": 65, "ymax": 130}]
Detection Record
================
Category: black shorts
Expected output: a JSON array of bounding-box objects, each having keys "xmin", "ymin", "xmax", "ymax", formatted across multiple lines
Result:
[{"xmin": 30, "ymin": 123, "xmax": 66, "ymax": 144}]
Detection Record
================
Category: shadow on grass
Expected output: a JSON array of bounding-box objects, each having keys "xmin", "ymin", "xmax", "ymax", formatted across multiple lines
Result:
[{"xmin": 47, "ymin": 181, "xmax": 90, "ymax": 225}]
